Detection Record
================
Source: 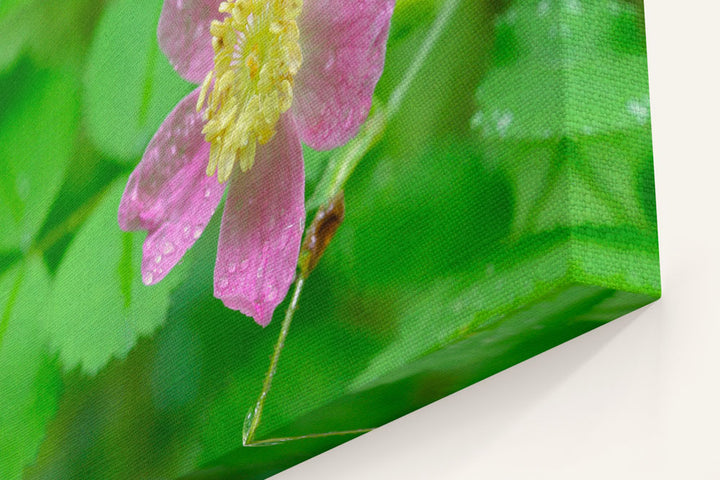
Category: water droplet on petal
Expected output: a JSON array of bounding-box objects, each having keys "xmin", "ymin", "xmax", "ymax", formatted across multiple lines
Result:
[
  {"xmin": 193, "ymin": 227, "xmax": 203, "ymax": 239},
  {"xmin": 162, "ymin": 241, "xmax": 175, "ymax": 254},
  {"xmin": 218, "ymin": 277, "xmax": 229, "ymax": 289},
  {"xmin": 228, "ymin": 262, "xmax": 237, "ymax": 273},
  {"xmin": 266, "ymin": 286, "xmax": 277, "ymax": 302},
  {"xmin": 155, "ymin": 254, "xmax": 162, "ymax": 264},
  {"xmin": 143, "ymin": 272, "xmax": 154, "ymax": 285},
  {"xmin": 324, "ymin": 52, "xmax": 335, "ymax": 71},
  {"xmin": 204, "ymin": 188, "xmax": 211, "ymax": 198}
]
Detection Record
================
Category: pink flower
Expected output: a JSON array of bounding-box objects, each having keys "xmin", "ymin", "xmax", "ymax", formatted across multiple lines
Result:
[{"xmin": 118, "ymin": 0, "xmax": 394, "ymax": 326}]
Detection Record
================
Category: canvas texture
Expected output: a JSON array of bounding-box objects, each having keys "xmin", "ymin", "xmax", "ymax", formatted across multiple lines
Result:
[{"xmin": 0, "ymin": 0, "xmax": 659, "ymax": 478}]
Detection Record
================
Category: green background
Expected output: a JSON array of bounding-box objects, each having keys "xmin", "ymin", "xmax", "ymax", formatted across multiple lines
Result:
[{"xmin": 0, "ymin": 0, "xmax": 659, "ymax": 478}]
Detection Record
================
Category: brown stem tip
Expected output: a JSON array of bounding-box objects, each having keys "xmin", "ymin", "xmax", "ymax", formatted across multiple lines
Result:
[{"xmin": 299, "ymin": 191, "xmax": 346, "ymax": 277}]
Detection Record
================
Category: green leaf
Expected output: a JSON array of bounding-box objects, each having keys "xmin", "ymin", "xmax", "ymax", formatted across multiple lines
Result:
[
  {"xmin": 0, "ymin": 0, "xmax": 107, "ymax": 73},
  {"xmin": 0, "ymin": 60, "xmax": 80, "ymax": 251},
  {"xmin": 348, "ymin": 243, "xmax": 571, "ymax": 391},
  {"xmin": 24, "ymin": 0, "xmax": 108, "ymax": 71},
  {"xmin": 46, "ymin": 180, "xmax": 186, "ymax": 374},
  {"xmin": 0, "ymin": 6, "xmax": 28, "ymax": 73},
  {"xmin": 84, "ymin": 0, "xmax": 193, "ymax": 161},
  {"xmin": 327, "ymin": 141, "xmax": 513, "ymax": 287},
  {"xmin": 473, "ymin": 0, "xmax": 655, "ymax": 243},
  {"xmin": 0, "ymin": 0, "xmax": 23, "ymax": 18},
  {"xmin": 474, "ymin": 0, "xmax": 649, "ymax": 140},
  {"xmin": 490, "ymin": 128, "xmax": 653, "ymax": 238},
  {"xmin": 0, "ymin": 257, "xmax": 62, "ymax": 480},
  {"xmin": 351, "ymin": 282, "xmax": 652, "ymax": 393}
]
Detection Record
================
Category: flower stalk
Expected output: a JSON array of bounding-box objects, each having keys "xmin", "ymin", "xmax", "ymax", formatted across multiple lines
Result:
[{"xmin": 243, "ymin": 0, "xmax": 464, "ymax": 446}]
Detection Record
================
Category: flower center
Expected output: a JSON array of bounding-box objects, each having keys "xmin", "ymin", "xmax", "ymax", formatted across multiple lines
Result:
[{"xmin": 197, "ymin": 0, "xmax": 303, "ymax": 183}]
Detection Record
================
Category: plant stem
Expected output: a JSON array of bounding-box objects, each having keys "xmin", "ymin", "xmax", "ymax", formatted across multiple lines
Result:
[
  {"xmin": 244, "ymin": 0, "xmax": 464, "ymax": 446},
  {"xmin": 243, "ymin": 276, "xmax": 304, "ymax": 446},
  {"xmin": 29, "ymin": 181, "xmax": 115, "ymax": 257},
  {"xmin": 385, "ymin": 0, "xmax": 462, "ymax": 120},
  {"xmin": 307, "ymin": 0, "xmax": 463, "ymax": 212}
]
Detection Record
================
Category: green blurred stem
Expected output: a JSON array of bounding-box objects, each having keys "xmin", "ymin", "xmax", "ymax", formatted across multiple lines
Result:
[
  {"xmin": 0, "ymin": 263, "xmax": 25, "ymax": 350},
  {"xmin": 307, "ymin": 0, "xmax": 462, "ymax": 211},
  {"xmin": 243, "ymin": 277, "xmax": 304, "ymax": 446},
  {"xmin": 243, "ymin": 0, "xmax": 464, "ymax": 445},
  {"xmin": 385, "ymin": 0, "xmax": 461, "ymax": 120},
  {"xmin": 29, "ymin": 183, "xmax": 114, "ymax": 257}
]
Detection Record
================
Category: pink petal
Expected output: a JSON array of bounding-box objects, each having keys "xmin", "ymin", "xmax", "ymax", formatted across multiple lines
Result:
[
  {"xmin": 157, "ymin": 0, "xmax": 222, "ymax": 83},
  {"xmin": 293, "ymin": 0, "xmax": 395, "ymax": 150},
  {"xmin": 119, "ymin": 88, "xmax": 225, "ymax": 285},
  {"xmin": 214, "ymin": 114, "xmax": 305, "ymax": 326}
]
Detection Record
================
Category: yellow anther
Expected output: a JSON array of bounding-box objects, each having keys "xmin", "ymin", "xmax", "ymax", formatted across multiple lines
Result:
[
  {"xmin": 197, "ymin": 71, "xmax": 214, "ymax": 112},
  {"xmin": 246, "ymin": 46, "xmax": 261, "ymax": 79},
  {"xmin": 197, "ymin": 0, "xmax": 304, "ymax": 183}
]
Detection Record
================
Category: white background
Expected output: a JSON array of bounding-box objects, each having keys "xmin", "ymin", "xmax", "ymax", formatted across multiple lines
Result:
[{"xmin": 275, "ymin": 1, "xmax": 720, "ymax": 478}]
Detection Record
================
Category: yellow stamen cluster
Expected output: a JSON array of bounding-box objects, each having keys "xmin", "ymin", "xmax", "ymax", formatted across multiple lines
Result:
[{"xmin": 197, "ymin": 0, "xmax": 303, "ymax": 183}]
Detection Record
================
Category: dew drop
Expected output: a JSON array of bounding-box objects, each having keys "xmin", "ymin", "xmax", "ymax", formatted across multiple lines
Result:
[
  {"xmin": 155, "ymin": 254, "xmax": 162, "ymax": 264},
  {"xmin": 228, "ymin": 262, "xmax": 237, "ymax": 273},
  {"xmin": 565, "ymin": 0, "xmax": 582, "ymax": 14},
  {"xmin": 495, "ymin": 111, "xmax": 513, "ymax": 137},
  {"xmin": 537, "ymin": 0, "xmax": 550, "ymax": 16},
  {"xmin": 218, "ymin": 277, "xmax": 229, "ymax": 289},
  {"xmin": 266, "ymin": 286, "xmax": 277, "ymax": 302},
  {"xmin": 627, "ymin": 98, "xmax": 649, "ymax": 124},
  {"xmin": 162, "ymin": 241, "xmax": 175, "ymax": 255},
  {"xmin": 204, "ymin": 188, "xmax": 211, "ymax": 198},
  {"xmin": 193, "ymin": 226, "xmax": 203, "ymax": 239},
  {"xmin": 324, "ymin": 53, "xmax": 335, "ymax": 71},
  {"xmin": 143, "ymin": 272, "xmax": 154, "ymax": 285},
  {"xmin": 15, "ymin": 174, "xmax": 30, "ymax": 201}
]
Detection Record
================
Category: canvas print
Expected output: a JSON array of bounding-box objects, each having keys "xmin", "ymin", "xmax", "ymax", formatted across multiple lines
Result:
[{"xmin": 0, "ymin": 0, "xmax": 659, "ymax": 478}]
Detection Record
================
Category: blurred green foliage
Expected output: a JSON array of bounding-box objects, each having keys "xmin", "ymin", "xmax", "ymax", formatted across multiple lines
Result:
[
  {"xmin": 45, "ymin": 181, "xmax": 187, "ymax": 374},
  {"xmin": 0, "ymin": 0, "xmax": 658, "ymax": 479},
  {"xmin": 0, "ymin": 61, "xmax": 79, "ymax": 252},
  {"xmin": 84, "ymin": 0, "xmax": 193, "ymax": 161},
  {"xmin": 0, "ymin": 258, "xmax": 60, "ymax": 480}
]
